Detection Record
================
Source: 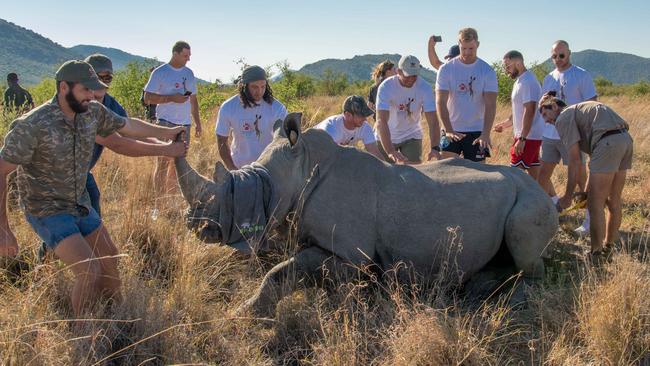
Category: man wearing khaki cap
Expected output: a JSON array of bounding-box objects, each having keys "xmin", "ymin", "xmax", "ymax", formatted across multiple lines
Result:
[
  {"xmin": 0, "ymin": 60, "xmax": 187, "ymax": 316},
  {"xmin": 375, "ymin": 55, "xmax": 440, "ymax": 164},
  {"xmin": 216, "ymin": 65, "xmax": 287, "ymax": 170},
  {"xmin": 314, "ymin": 95, "xmax": 385, "ymax": 161}
]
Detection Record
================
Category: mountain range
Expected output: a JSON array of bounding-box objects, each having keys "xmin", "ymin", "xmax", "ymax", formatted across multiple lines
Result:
[
  {"xmin": 0, "ymin": 18, "xmax": 157, "ymax": 85},
  {"xmin": 2, "ymin": 17, "xmax": 650, "ymax": 86}
]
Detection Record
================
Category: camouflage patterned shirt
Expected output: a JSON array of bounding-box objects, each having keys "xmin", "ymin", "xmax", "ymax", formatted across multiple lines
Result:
[{"xmin": 0, "ymin": 97, "xmax": 127, "ymax": 217}]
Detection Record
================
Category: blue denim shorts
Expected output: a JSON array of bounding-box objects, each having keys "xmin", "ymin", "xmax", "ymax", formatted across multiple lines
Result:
[{"xmin": 26, "ymin": 208, "xmax": 102, "ymax": 250}]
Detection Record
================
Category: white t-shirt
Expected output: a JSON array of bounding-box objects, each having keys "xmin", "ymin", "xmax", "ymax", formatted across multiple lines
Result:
[
  {"xmin": 144, "ymin": 63, "xmax": 197, "ymax": 125},
  {"xmin": 374, "ymin": 75, "xmax": 436, "ymax": 144},
  {"xmin": 435, "ymin": 57, "xmax": 498, "ymax": 132},
  {"xmin": 541, "ymin": 65, "xmax": 597, "ymax": 139},
  {"xmin": 215, "ymin": 95, "xmax": 287, "ymax": 168},
  {"xmin": 314, "ymin": 114, "xmax": 376, "ymax": 146},
  {"xmin": 511, "ymin": 70, "xmax": 545, "ymax": 140}
]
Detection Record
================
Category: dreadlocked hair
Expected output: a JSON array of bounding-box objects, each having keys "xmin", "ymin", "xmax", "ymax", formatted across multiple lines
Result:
[{"xmin": 238, "ymin": 81, "xmax": 274, "ymax": 109}]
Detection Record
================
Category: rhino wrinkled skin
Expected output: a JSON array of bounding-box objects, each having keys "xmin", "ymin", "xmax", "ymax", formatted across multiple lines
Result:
[{"xmin": 175, "ymin": 113, "xmax": 559, "ymax": 317}]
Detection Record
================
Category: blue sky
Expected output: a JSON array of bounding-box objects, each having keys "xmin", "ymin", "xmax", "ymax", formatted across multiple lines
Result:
[{"xmin": 4, "ymin": 0, "xmax": 648, "ymax": 82}]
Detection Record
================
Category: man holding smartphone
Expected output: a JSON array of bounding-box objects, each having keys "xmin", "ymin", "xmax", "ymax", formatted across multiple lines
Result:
[{"xmin": 144, "ymin": 41, "xmax": 202, "ymax": 196}]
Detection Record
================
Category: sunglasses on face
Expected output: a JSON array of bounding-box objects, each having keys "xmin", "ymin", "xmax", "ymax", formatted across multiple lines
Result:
[
  {"xmin": 98, "ymin": 74, "xmax": 113, "ymax": 84},
  {"xmin": 551, "ymin": 53, "xmax": 566, "ymax": 60}
]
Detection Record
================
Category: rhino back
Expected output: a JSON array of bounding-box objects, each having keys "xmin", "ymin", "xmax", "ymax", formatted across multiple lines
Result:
[{"xmin": 373, "ymin": 159, "xmax": 519, "ymax": 277}]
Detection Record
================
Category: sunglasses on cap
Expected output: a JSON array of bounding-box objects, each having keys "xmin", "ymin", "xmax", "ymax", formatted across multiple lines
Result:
[
  {"xmin": 97, "ymin": 73, "xmax": 113, "ymax": 84},
  {"xmin": 551, "ymin": 53, "xmax": 566, "ymax": 60}
]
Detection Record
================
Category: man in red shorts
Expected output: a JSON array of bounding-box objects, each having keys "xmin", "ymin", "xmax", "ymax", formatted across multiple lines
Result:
[{"xmin": 494, "ymin": 50, "xmax": 545, "ymax": 180}]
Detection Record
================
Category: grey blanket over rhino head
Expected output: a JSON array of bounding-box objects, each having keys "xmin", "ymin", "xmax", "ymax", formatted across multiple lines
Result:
[{"xmin": 216, "ymin": 163, "xmax": 274, "ymax": 252}]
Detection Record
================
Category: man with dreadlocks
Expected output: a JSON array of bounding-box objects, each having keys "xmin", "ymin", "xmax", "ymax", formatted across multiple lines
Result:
[{"xmin": 216, "ymin": 65, "xmax": 287, "ymax": 170}]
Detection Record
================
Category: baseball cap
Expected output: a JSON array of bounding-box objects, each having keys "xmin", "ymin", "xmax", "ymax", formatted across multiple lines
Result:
[
  {"xmin": 55, "ymin": 60, "xmax": 107, "ymax": 90},
  {"xmin": 84, "ymin": 54, "xmax": 113, "ymax": 74},
  {"xmin": 445, "ymin": 45, "xmax": 460, "ymax": 60},
  {"xmin": 398, "ymin": 55, "xmax": 421, "ymax": 76},
  {"xmin": 343, "ymin": 95, "xmax": 374, "ymax": 117}
]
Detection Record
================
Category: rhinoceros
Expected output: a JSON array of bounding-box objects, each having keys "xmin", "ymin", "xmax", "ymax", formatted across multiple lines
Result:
[{"xmin": 174, "ymin": 113, "xmax": 558, "ymax": 316}]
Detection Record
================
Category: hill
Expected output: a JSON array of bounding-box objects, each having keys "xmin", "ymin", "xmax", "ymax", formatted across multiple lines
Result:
[
  {"xmin": 0, "ymin": 18, "xmax": 80, "ymax": 85},
  {"xmin": 298, "ymin": 54, "xmax": 438, "ymax": 85},
  {"xmin": 0, "ymin": 18, "xmax": 157, "ymax": 85},
  {"xmin": 542, "ymin": 49, "xmax": 650, "ymax": 84},
  {"xmin": 69, "ymin": 45, "xmax": 159, "ymax": 71}
]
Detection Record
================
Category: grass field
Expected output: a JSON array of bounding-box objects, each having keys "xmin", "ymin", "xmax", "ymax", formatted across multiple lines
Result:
[{"xmin": 0, "ymin": 92, "xmax": 649, "ymax": 365}]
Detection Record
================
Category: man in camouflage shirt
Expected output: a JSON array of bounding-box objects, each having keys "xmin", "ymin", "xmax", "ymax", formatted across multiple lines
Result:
[
  {"xmin": 0, "ymin": 60, "xmax": 186, "ymax": 316},
  {"xmin": 3, "ymin": 73, "xmax": 34, "ymax": 113}
]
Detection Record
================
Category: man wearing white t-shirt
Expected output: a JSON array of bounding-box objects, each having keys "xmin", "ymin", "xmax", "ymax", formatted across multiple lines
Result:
[
  {"xmin": 540, "ymin": 40, "xmax": 597, "ymax": 234},
  {"xmin": 314, "ymin": 95, "xmax": 385, "ymax": 161},
  {"xmin": 375, "ymin": 55, "xmax": 440, "ymax": 164},
  {"xmin": 216, "ymin": 65, "xmax": 287, "ymax": 170},
  {"xmin": 494, "ymin": 51, "xmax": 545, "ymax": 180},
  {"xmin": 436, "ymin": 27, "xmax": 498, "ymax": 162},
  {"xmin": 144, "ymin": 41, "xmax": 203, "ymax": 195}
]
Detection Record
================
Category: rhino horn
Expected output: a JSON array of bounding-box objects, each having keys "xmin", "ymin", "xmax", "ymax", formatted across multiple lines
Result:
[{"xmin": 174, "ymin": 156, "xmax": 221, "ymax": 205}]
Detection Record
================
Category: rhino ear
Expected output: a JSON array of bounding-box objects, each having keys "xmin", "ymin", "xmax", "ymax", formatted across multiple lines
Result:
[
  {"xmin": 213, "ymin": 160, "xmax": 229, "ymax": 183},
  {"xmin": 273, "ymin": 118, "xmax": 285, "ymax": 138},
  {"xmin": 283, "ymin": 112, "xmax": 303, "ymax": 147}
]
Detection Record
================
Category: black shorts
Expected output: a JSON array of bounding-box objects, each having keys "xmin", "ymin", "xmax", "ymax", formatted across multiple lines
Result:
[{"xmin": 442, "ymin": 131, "xmax": 490, "ymax": 162}]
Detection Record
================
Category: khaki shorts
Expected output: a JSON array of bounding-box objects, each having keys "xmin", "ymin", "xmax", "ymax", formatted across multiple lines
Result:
[
  {"xmin": 541, "ymin": 138, "xmax": 585, "ymax": 165},
  {"xmin": 378, "ymin": 138, "xmax": 422, "ymax": 163},
  {"xmin": 157, "ymin": 119, "xmax": 191, "ymax": 145},
  {"xmin": 589, "ymin": 132, "xmax": 633, "ymax": 173}
]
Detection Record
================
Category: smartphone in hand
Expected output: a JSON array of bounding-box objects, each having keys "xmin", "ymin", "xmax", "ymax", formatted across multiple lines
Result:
[{"xmin": 433, "ymin": 35, "xmax": 442, "ymax": 42}]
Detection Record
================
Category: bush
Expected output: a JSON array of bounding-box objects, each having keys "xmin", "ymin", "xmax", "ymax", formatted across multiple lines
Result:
[
  {"xmin": 110, "ymin": 61, "xmax": 159, "ymax": 118},
  {"xmin": 271, "ymin": 62, "xmax": 315, "ymax": 111},
  {"xmin": 317, "ymin": 69, "xmax": 349, "ymax": 96}
]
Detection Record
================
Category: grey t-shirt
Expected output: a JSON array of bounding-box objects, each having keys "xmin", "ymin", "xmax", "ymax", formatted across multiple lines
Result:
[{"xmin": 555, "ymin": 101, "xmax": 628, "ymax": 154}]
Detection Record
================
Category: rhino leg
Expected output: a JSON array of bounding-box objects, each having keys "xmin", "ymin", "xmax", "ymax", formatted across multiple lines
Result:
[
  {"xmin": 504, "ymin": 192, "xmax": 557, "ymax": 281},
  {"xmin": 239, "ymin": 246, "xmax": 353, "ymax": 318}
]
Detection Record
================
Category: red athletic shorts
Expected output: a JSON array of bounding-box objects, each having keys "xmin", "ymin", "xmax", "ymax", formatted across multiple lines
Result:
[{"xmin": 510, "ymin": 138, "xmax": 541, "ymax": 169}]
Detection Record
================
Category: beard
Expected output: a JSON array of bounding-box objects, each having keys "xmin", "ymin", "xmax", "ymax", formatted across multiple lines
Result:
[
  {"xmin": 65, "ymin": 88, "xmax": 89, "ymax": 113},
  {"xmin": 508, "ymin": 69, "xmax": 520, "ymax": 79}
]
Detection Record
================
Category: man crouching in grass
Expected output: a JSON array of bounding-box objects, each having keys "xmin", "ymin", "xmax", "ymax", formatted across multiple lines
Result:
[{"xmin": 0, "ymin": 60, "xmax": 187, "ymax": 316}]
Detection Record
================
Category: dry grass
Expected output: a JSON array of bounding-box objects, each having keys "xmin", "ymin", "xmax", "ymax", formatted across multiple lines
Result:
[{"xmin": 0, "ymin": 96, "xmax": 649, "ymax": 365}]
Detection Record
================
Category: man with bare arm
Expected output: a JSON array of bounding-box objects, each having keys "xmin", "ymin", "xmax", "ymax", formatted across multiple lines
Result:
[
  {"xmin": 435, "ymin": 28, "xmax": 498, "ymax": 162},
  {"xmin": 144, "ymin": 41, "xmax": 202, "ymax": 195}
]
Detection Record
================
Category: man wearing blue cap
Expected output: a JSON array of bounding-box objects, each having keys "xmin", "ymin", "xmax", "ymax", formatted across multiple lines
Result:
[
  {"xmin": 216, "ymin": 65, "xmax": 287, "ymax": 170},
  {"xmin": 427, "ymin": 35, "xmax": 460, "ymax": 70},
  {"xmin": 0, "ymin": 60, "xmax": 186, "ymax": 316},
  {"xmin": 84, "ymin": 54, "xmax": 187, "ymax": 216}
]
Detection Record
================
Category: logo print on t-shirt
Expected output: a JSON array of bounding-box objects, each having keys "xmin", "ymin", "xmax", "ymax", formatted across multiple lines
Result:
[
  {"xmin": 560, "ymin": 80, "xmax": 567, "ymax": 101},
  {"xmin": 398, "ymin": 98, "xmax": 416, "ymax": 120},
  {"xmin": 468, "ymin": 76, "xmax": 477, "ymax": 97},
  {"xmin": 242, "ymin": 122, "xmax": 252, "ymax": 132},
  {"xmin": 253, "ymin": 114, "xmax": 262, "ymax": 140}
]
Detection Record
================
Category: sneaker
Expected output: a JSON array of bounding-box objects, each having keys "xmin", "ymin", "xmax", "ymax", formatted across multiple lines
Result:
[
  {"xmin": 574, "ymin": 222, "xmax": 589, "ymax": 236},
  {"xmin": 551, "ymin": 195, "xmax": 560, "ymax": 205}
]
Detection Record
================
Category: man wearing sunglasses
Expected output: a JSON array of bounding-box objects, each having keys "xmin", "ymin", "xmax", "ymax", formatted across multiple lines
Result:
[
  {"xmin": 84, "ymin": 54, "xmax": 187, "ymax": 217},
  {"xmin": 540, "ymin": 40, "xmax": 597, "ymax": 235}
]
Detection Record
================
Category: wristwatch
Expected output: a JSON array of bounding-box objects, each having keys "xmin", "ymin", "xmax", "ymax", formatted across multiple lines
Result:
[
  {"xmin": 518, "ymin": 136, "xmax": 527, "ymax": 142},
  {"xmin": 431, "ymin": 146, "xmax": 441, "ymax": 152}
]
